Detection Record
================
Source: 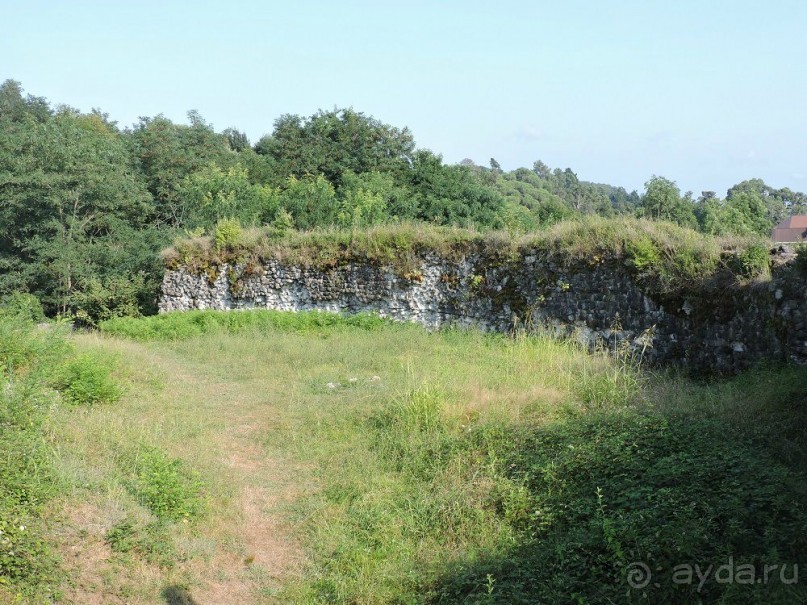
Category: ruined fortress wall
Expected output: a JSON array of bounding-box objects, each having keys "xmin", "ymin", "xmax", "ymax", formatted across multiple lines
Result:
[{"xmin": 160, "ymin": 251, "xmax": 807, "ymax": 374}]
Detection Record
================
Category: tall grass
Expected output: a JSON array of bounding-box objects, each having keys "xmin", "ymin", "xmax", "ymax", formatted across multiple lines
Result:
[
  {"xmin": 43, "ymin": 311, "xmax": 807, "ymax": 603},
  {"xmin": 162, "ymin": 217, "xmax": 770, "ymax": 294},
  {"xmin": 0, "ymin": 310, "xmax": 122, "ymax": 601},
  {"xmin": 100, "ymin": 308, "xmax": 393, "ymax": 341}
]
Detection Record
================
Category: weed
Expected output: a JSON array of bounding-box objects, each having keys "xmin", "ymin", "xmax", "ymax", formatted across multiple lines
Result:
[
  {"xmin": 106, "ymin": 517, "xmax": 177, "ymax": 567},
  {"xmin": 214, "ymin": 218, "xmax": 242, "ymax": 252},
  {"xmin": 39, "ymin": 311, "xmax": 807, "ymax": 603},
  {"xmin": 735, "ymin": 243, "xmax": 770, "ymax": 279},
  {"xmin": 0, "ymin": 312, "xmax": 82, "ymax": 599},
  {"xmin": 50, "ymin": 351, "xmax": 122, "ymax": 406},
  {"xmin": 127, "ymin": 446, "xmax": 204, "ymax": 522}
]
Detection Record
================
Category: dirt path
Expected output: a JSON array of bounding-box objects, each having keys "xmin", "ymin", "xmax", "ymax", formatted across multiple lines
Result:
[{"xmin": 52, "ymin": 337, "xmax": 306, "ymax": 604}]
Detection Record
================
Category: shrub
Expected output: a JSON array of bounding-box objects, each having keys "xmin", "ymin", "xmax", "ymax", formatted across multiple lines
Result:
[
  {"xmin": 431, "ymin": 409, "xmax": 807, "ymax": 604},
  {"xmin": 128, "ymin": 447, "xmax": 204, "ymax": 522},
  {"xmin": 0, "ymin": 313, "xmax": 71, "ymax": 598},
  {"xmin": 69, "ymin": 274, "xmax": 147, "ymax": 327},
  {"xmin": 50, "ymin": 352, "xmax": 122, "ymax": 406},
  {"xmin": 0, "ymin": 293, "xmax": 45, "ymax": 323},
  {"xmin": 270, "ymin": 207, "xmax": 295, "ymax": 237},
  {"xmin": 0, "ymin": 507, "xmax": 59, "ymax": 588},
  {"xmin": 214, "ymin": 218, "xmax": 242, "ymax": 252},
  {"xmin": 736, "ymin": 243, "xmax": 770, "ymax": 278},
  {"xmin": 624, "ymin": 236, "xmax": 661, "ymax": 274}
]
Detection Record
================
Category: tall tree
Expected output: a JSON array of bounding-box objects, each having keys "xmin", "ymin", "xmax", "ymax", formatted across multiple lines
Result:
[
  {"xmin": 639, "ymin": 175, "xmax": 696, "ymax": 227},
  {"xmin": 127, "ymin": 112, "xmax": 234, "ymax": 227},
  {"xmin": 255, "ymin": 108, "xmax": 416, "ymax": 188},
  {"xmin": 0, "ymin": 106, "xmax": 156, "ymax": 315}
]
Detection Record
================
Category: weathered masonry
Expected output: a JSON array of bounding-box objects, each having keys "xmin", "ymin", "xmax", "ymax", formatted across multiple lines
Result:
[{"xmin": 160, "ymin": 245, "xmax": 807, "ymax": 374}]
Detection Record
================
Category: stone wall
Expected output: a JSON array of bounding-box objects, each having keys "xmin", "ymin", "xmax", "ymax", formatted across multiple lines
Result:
[{"xmin": 159, "ymin": 250, "xmax": 807, "ymax": 374}]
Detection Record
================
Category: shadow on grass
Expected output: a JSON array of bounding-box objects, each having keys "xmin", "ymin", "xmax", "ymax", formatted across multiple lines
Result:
[
  {"xmin": 427, "ymin": 388, "xmax": 807, "ymax": 605},
  {"xmin": 161, "ymin": 585, "xmax": 198, "ymax": 605}
]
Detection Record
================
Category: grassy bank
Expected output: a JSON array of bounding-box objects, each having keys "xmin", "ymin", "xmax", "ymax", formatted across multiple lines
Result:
[{"xmin": 3, "ymin": 310, "xmax": 805, "ymax": 603}]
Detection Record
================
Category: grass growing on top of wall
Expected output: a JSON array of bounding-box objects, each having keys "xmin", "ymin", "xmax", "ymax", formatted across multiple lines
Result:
[{"xmin": 163, "ymin": 217, "xmax": 771, "ymax": 296}]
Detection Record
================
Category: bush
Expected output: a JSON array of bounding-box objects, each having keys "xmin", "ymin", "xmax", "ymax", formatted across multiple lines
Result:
[
  {"xmin": 69, "ymin": 274, "xmax": 147, "ymax": 327},
  {"xmin": 128, "ymin": 447, "xmax": 204, "ymax": 522},
  {"xmin": 736, "ymin": 243, "xmax": 770, "ymax": 278},
  {"xmin": 105, "ymin": 517, "xmax": 176, "ymax": 567},
  {"xmin": 0, "ymin": 313, "xmax": 71, "ymax": 597},
  {"xmin": 0, "ymin": 507, "xmax": 59, "ymax": 588},
  {"xmin": 624, "ymin": 236, "xmax": 661, "ymax": 275},
  {"xmin": 431, "ymin": 410, "xmax": 807, "ymax": 604},
  {"xmin": 214, "ymin": 218, "xmax": 242, "ymax": 252},
  {"xmin": 0, "ymin": 293, "xmax": 45, "ymax": 323},
  {"xmin": 50, "ymin": 352, "xmax": 122, "ymax": 406}
]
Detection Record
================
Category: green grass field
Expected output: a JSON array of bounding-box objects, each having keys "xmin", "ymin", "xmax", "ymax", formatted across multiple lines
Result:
[{"xmin": 2, "ymin": 310, "xmax": 806, "ymax": 604}]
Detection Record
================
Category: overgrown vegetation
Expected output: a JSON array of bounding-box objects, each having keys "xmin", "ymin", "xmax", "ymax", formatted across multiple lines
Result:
[
  {"xmin": 2, "ymin": 79, "xmax": 804, "ymax": 324},
  {"xmin": 164, "ymin": 217, "xmax": 771, "ymax": 300},
  {"xmin": 3, "ymin": 308, "xmax": 804, "ymax": 602},
  {"xmin": 100, "ymin": 308, "xmax": 391, "ymax": 341},
  {"xmin": 76, "ymin": 311, "xmax": 807, "ymax": 603},
  {"xmin": 0, "ymin": 305, "xmax": 121, "ymax": 600},
  {"xmin": 126, "ymin": 446, "xmax": 205, "ymax": 523}
]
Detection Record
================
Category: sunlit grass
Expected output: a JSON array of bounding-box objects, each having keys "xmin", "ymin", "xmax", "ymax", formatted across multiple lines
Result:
[{"xmin": 21, "ymin": 312, "xmax": 805, "ymax": 603}]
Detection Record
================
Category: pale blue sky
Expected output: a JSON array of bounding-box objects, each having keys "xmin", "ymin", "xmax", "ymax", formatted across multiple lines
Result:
[{"xmin": 2, "ymin": 0, "xmax": 805, "ymax": 195}]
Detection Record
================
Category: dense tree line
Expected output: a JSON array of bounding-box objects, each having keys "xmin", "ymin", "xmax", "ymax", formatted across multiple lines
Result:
[{"xmin": 1, "ymin": 80, "xmax": 804, "ymax": 322}]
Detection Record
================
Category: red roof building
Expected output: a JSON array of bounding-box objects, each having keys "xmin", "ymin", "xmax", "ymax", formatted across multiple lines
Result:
[{"xmin": 771, "ymin": 215, "xmax": 807, "ymax": 243}]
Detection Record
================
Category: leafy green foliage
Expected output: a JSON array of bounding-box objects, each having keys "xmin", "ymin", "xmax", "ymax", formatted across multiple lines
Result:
[
  {"xmin": 127, "ymin": 112, "xmax": 234, "ymax": 228},
  {"xmin": 213, "ymin": 218, "xmax": 243, "ymax": 252},
  {"xmin": 276, "ymin": 174, "xmax": 338, "ymax": 230},
  {"xmin": 127, "ymin": 447, "xmax": 204, "ymax": 522},
  {"xmin": 0, "ymin": 311, "xmax": 120, "ymax": 597},
  {"xmin": 0, "ymin": 293, "xmax": 45, "ymax": 323},
  {"xmin": 624, "ymin": 236, "xmax": 661, "ymax": 273},
  {"xmin": 639, "ymin": 175, "xmax": 697, "ymax": 228},
  {"xmin": 255, "ymin": 108, "xmax": 415, "ymax": 188},
  {"xmin": 178, "ymin": 163, "xmax": 277, "ymax": 230},
  {"xmin": 105, "ymin": 517, "xmax": 178, "ymax": 567},
  {"xmin": 736, "ymin": 243, "xmax": 770, "ymax": 278},
  {"xmin": 407, "ymin": 150, "xmax": 504, "ymax": 227},
  {"xmin": 69, "ymin": 273, "xmax": 148, "ymax": 327},
  {"xmin": 431, "ymin": 407, "xmax": 807, "ymax": 604},
  {"xmin": 0, "ymin": 85, "xmax": 160, "ymax": 319},
  {"xmin": 50, "ymin": 351, "xmax": 122, "ymax": 406}
]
